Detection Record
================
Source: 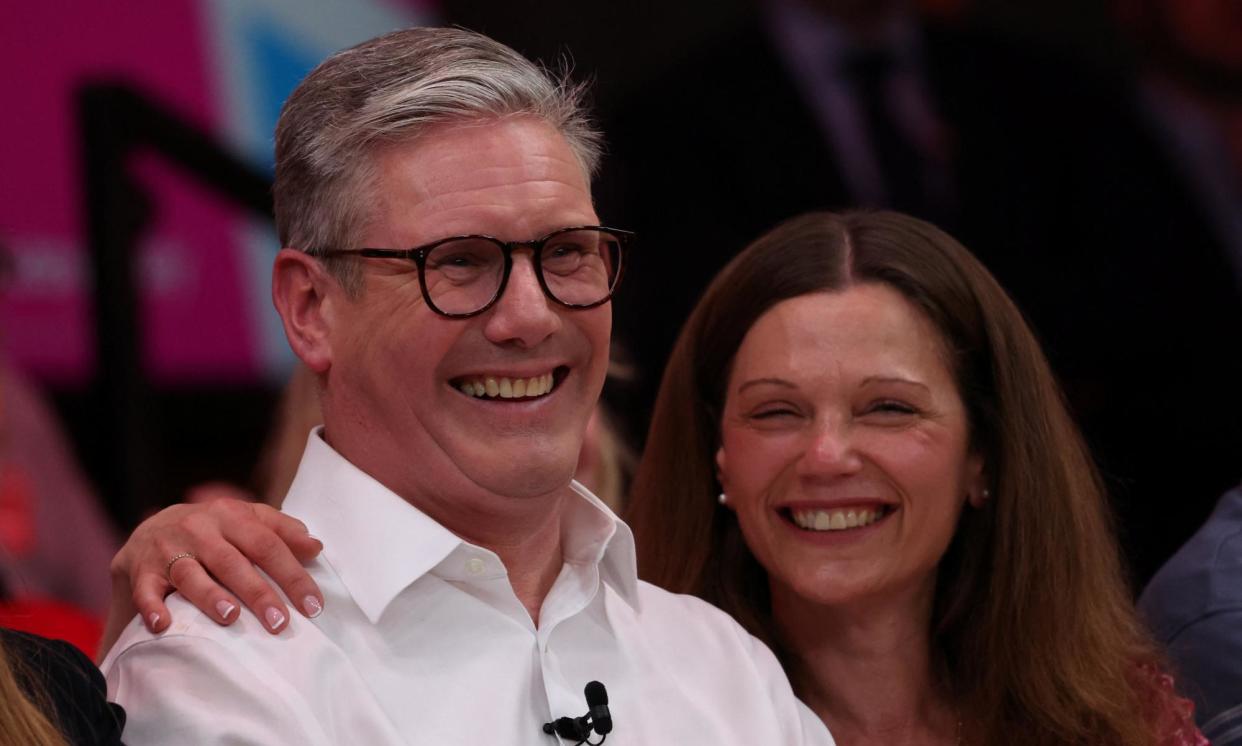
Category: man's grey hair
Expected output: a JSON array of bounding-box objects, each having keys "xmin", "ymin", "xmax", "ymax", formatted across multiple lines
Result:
[{"xmin": 273, "ymin": 26, "xmax": 603, "ymax": 292}]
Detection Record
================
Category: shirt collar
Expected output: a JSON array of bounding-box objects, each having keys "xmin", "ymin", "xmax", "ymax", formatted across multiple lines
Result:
[
  {"xmin": 564, "ymin": 480, "xmax": 641, "ymax": 611},
  {"xmin": 281, "ymin": 428, "xmax": 641, "ymax": 623}
]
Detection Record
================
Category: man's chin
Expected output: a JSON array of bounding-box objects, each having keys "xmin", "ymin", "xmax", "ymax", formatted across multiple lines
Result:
[
  {"xmin": 470, "ymin": 463, "xmax": 578, "ymax": 500},
  {"xmin": 435, "ymin": 424, "xmax": 587, "ymax": 499},
  {"xmin": 458, "ymin": 442, "xmax": 579, "ymax": 499}
]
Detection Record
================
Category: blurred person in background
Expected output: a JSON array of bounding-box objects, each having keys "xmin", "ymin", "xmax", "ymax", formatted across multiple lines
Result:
[
  {"xmin": 1116, "ymin": 0, "xmax": 1242, "ymax": 289},
  {"xmin": 1093, "ymin": 6, "xmax": 1242, "ymax": 734},
  {"xmin": 0, "ymin": 241, "xmax": 119, "ymax": 655},
  {"xmin": 0, "ymin": 243, "xmax": 124, "ymax": 743},
  {"xmin": 1139, "ymin": 479, "xmax": 1242, "ymax": 741}
]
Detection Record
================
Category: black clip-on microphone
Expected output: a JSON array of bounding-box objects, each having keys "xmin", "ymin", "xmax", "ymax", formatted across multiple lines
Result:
[{"xmin": 542, "ymin": 681, "xmax": 613, "ymax": 745}]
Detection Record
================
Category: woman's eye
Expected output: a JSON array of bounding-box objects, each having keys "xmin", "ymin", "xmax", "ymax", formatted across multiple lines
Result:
[
  {"xmin": 864, "ymin": 400, "xmax": 917, "ymax": 416},
  {"xmin": 748, "ymin": 406, "xmax": 800, "ymax": 421}
]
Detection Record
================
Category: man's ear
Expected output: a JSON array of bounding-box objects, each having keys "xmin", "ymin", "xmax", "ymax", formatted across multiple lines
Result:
[{"xmin": 272, "ymin": 248, "xmax": 338, "ymax": 373}]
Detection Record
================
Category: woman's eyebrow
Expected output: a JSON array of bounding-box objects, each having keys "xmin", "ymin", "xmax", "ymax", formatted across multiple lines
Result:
[
  {"xmin": 737, "ymin": 377, "xmax": 798, "ymax": 394},
  {"xmin": 861, "ymin": 375, "xmax": 930, "ymax": 392}
]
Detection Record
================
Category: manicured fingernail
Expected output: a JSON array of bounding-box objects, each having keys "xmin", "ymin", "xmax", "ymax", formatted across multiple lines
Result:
[
  {"xmin": 216, "ymin": 600, "xmax": 237, "ymax": 620},
  {"xmin": 303, "ymin": 596, "xmax": 323, "ymax": 618},
  {"xmin": 306, "ymin": 533, "xmax": 321, "ymax": 542},
  {"xmin": 265, "ymin": 607, "xmax": 287, "ymax": 630},
  {"xmin": 148, "ymin": 612, "xmax": 161, "ymax": 630}
]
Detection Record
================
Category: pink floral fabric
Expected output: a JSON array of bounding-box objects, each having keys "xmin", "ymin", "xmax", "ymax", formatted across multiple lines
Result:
[{"xmin": 1147, "ymin": 668, "xmax": 1209, "ymax": 746}]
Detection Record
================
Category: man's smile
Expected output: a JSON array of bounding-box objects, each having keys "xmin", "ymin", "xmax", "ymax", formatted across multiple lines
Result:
[{"xmin": 450, "ymin": 366, "xmax": 569, "ymax": 401}]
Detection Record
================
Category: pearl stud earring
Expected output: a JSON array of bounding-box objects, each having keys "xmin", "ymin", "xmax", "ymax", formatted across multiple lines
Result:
[{"xmin": 718, "ymin": 492, "xmax": 728, "ymax": 505}]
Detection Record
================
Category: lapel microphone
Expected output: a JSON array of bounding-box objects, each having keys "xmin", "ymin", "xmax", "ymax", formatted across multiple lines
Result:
[{"xmin": 542, "ymin": 681, "xmax": 612, "ymax": 743}]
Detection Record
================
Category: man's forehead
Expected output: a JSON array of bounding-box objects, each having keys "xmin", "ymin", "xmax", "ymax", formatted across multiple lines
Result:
[
  {"xmin": 366, "ymin": 119, "xmax": 597, "ymax": 244},
  {"xmin": 375, "ymin": 118, "xmax": 589, "ymax": 187}
]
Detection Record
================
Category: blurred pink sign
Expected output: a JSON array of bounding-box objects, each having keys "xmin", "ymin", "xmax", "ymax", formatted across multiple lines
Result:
[{"xmin": 1, "ymin": 0, "xmax": 430, "ymax": 386}]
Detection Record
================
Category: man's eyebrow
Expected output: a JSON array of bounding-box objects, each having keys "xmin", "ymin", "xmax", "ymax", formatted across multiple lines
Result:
[{"xmin": 737, "ymin": 377, "xmax": 798, "ymax": 394}]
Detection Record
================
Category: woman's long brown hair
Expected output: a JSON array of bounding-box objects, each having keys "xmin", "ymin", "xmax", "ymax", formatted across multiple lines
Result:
[{"xmin": 626, "ymin": 211, "xmax": 1174, "ymax": 745}]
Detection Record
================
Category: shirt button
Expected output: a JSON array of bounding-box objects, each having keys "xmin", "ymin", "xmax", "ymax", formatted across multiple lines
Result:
[{"xmin": 465, "ymin": 557, "xmax": 487, "ymax": 576}]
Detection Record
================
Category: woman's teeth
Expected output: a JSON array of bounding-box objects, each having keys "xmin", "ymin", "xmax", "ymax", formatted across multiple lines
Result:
[
  {"xmin": 457, "ymin": 372, "xmax": 555, "ymax": 399},
  {"xmin": 790, "ymin": 507, "xmax": 888, "ymax": 531}
]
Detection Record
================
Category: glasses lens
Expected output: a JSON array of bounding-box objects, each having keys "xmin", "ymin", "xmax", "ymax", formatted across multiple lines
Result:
[
  {"xmin": 541, "ymin": 229, "xmax": 623, "ymax": 307},
  {"xmin": 423, "ymin": 238, "xmax": 505, "ymax": 315}
]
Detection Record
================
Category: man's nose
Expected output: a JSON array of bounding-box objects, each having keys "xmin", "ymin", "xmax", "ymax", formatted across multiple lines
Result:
[{"xmin": 482, "ymin": 251, "xmax": 560, "ymax": 348}]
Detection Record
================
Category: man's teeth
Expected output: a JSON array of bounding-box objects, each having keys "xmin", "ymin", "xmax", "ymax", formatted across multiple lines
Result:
[
  {"xmin": 791, "ymin": 507, "xmax": 887, "ymax": 531},
  {"xmin": 458, "ymin": 373, "xmax": 555, "ymax": 399}
]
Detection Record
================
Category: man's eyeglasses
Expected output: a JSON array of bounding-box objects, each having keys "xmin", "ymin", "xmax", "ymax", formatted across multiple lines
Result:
[{"xmin": 322, "ymin": 225, "xmax": 631, "ymax": 318}]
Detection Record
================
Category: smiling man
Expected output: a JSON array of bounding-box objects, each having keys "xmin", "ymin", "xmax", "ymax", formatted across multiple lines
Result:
[{"xmin": 100, "ymin": 28, "xmax": 832, "ymax": 745}]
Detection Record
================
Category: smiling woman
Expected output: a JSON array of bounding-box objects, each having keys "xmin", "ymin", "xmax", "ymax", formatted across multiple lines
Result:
[
  {"xmin": 716, "ymin": 285, "xmax": 984, "ymax": 616},
  {"xmin": 626, "ymin": 210, "xmax": 1205, "ymax": 745}
]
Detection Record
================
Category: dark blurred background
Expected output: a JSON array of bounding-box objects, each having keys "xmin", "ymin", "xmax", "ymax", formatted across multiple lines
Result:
[{"xmin": 2, "ymin": 0, "xmax": 1239, "ymax": 627}]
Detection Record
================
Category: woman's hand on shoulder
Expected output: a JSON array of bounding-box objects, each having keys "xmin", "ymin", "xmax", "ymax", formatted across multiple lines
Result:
[{"xmin": 100, "ymin": 486, "xmax": 324, "ymax": 656}]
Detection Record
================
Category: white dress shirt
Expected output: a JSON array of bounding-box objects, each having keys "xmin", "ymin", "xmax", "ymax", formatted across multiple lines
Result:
[{"xmin": 103, "ymin": 430, "xmax": 834, "ymax": 745}]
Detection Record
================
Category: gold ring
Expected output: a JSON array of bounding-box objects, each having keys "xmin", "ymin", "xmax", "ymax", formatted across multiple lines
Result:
[{"xmin": 165, "ymin": 551, "xmax": 197, "ymax": 584}]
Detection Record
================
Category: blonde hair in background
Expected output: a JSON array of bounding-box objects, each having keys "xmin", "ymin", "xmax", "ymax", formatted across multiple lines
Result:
[{"xmin": 0, "ymin": 640, "xmax": 67, "ymax": 746}]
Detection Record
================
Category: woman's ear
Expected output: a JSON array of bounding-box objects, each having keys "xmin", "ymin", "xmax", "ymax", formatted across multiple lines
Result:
[
  {"xmin": 272, "ymin": 248, "xmax": 337, "ymax": 373},
  {"xmin": 965, "ymin": 453, "xmax": 990, "ymax": 508},
  {"xmin": 715, "ymin": 446, "xmax": 734, "ymax": 510}
]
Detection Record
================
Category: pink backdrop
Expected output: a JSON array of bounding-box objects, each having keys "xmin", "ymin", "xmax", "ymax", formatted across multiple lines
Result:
[{"xmin": 1, "ymin": 0, "xmax": 431, "ymax": 386}]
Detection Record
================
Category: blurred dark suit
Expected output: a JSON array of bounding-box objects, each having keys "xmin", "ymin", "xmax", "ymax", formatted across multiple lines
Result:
[{"xmin": 600, "ymin": 10, "xmax": 1242, "ymax": 583}]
